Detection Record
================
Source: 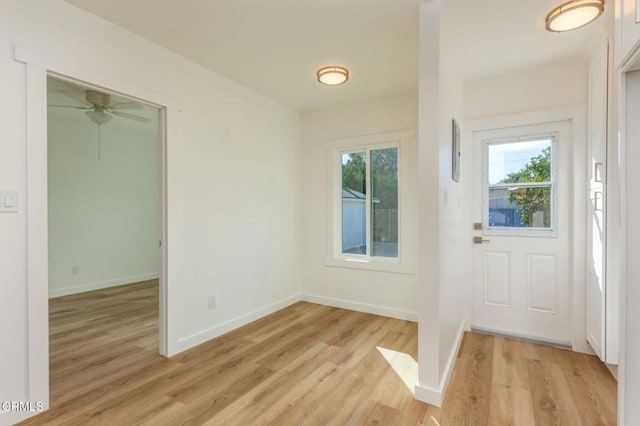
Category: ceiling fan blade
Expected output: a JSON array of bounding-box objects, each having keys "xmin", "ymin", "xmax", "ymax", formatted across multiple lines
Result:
[
  {"xmin": 110, "ymin": 102, "xmax": 142, "ymax": 111},
  {"xmin": 111, "ymin": 110, "xmax": 150, "ymax": 123},
  {"xmin": 48, "ymin": 104, "xmax": 92, "ymax": 109},
  {"xmin": 57, "ymin": 90, "xmax": 92, "ymax": 106}
]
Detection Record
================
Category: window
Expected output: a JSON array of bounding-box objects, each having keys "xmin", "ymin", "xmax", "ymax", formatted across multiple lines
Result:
[
  {"xmin": 341, "ymin": 148, "xmax": 398, "ymax": 257},
  {"xmin": 485, "ymin": 136, "xmax": 556, "ymax": 235},
  {"xmin": 326, "ymin": 130, "xmax": 414, "ymax": 273}
]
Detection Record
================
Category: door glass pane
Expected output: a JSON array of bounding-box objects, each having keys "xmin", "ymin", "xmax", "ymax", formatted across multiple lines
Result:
[
  {"xmin": 488, "ymin": 139, "xmax": 552, "ymax": 185},
  {"xmin": 342, "ymin": 152, "xmax": 366, "ymax": 254},
  {"xmin": 489, "ymin": 186, "xmax": 552, "ymax": 228},
  {"xmin": 371, "ymin": 148, "xmax": 398, "ymax": 257}
]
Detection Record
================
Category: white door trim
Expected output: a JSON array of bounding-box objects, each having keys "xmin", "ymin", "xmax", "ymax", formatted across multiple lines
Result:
[
  {"xmin": 464, "ymin": 105, "xmax": 591, "ymax": 354},
  {"xmin": 12, "ymin": 42, "xmax": 182, "ymax": 421}
]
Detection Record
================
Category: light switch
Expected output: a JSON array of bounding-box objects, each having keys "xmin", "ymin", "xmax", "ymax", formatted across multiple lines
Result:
[
  {"xmin": 0, "ymin": 191, "xmax": 18, "ymax": 213},
  {"xmin": 4, "ymin": 192, "xmax": 16, "ymax": 207}
]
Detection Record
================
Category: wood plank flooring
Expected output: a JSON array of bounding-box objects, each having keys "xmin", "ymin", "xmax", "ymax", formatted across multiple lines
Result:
[{"xmin": 21, "ymin": 280, "xmax": 617, "ymax": 425}]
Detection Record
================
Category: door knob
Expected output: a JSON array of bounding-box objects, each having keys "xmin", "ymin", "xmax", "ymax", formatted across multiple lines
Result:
[{"xmin": 473, "ymin": 236, "xmax": 490, "ymax": 244}]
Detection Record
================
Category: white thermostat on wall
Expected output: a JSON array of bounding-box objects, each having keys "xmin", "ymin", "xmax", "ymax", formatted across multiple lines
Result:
[{"xmin": 0, "ymin": 191, "xmax": 18, "ymax": 213}]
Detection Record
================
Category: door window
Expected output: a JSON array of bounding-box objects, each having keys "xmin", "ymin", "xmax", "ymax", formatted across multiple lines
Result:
[{"xmin": 485, "ymin": 137, "xmax": 556, "ymax": 235}]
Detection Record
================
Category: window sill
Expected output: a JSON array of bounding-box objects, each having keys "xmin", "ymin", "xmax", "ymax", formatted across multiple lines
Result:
[{"xmin": 323, "ymin": 257, "xmax": 415, "ymax": 274}]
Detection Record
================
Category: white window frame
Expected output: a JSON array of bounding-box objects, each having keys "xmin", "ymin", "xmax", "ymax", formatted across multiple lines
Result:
[
  {"xmin": 325, "ymin": 129, "xmax": 415, "ymax": 274},
  {"xmin": 483, "ymin": 133, "xmax": 559, "ymax": 238}
]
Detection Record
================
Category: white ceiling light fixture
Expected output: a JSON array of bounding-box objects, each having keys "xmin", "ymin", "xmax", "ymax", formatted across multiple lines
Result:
[
  {"xmin": 545, "ymin": 0, "xmax": 604, "ymax": 32},
  {"xmin": 85, "ymin": 109, "xmax": 113, "ymax": 125},
  {"xmin": 317, "ymin": 66, "xmax": 349, "ymax": 86}
]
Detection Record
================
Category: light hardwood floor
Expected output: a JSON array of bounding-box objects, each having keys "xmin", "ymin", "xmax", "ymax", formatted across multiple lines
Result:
[{"xmin": 21, "ymin": 280, "xmax": 616, "ymax": 425}]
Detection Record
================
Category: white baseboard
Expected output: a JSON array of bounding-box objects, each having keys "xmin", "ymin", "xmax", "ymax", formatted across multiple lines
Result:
[
  {"xmin": 573, "ymin": 335, "xmax": 596, "ymax": 355},
  {"xmin": 49, "ymin": 272, "xmax": 159, "ymax": 298},
  {"xmin": 174, "ymin": 293, "xmax": 302, "ymax": 354},
  {"xmin": 606, "ymin": 363, "xmax": 618, "ymax": 380},
  {"xmin": 414, "ymin": 320, "xmax": 466, "ymax": 407},
  {"xmin": 1, "ymin": 409, "xmax": 41, "ymax": 426},
  {"xmin": 301, "ymin": 293, "xmax": 418, "ymax": 322},
  {"xmin": 173, "ymin": 293, "xmax": 417, "ymax": 356},
  {"xmin": 414, "ymin": 381, "xmax": 443, "ymax": 406}
]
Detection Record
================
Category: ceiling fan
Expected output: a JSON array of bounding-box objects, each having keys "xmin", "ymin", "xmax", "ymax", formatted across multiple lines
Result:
[
  {"xmin": 48, "ymin": 89, "xmax": 150, "ymax": 125},
  {"xmin": 48, "ymin": 89, "xmax": 151, "ymax": 160}
]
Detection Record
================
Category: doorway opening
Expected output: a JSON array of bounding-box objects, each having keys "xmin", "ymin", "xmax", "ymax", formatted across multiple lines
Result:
[{"xmin": 46, "ymin": 74, "xmax": 167, "ymax": 406}]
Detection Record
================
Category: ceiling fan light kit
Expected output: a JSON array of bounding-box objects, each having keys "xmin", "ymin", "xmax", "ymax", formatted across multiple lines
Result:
[
  {"xmin": 85, "ymin": 109, "xmax": 113, "ymax": 125},
  {"xmin": 545, "ymin": 0, "xmax": 604, "ymax": 32}
]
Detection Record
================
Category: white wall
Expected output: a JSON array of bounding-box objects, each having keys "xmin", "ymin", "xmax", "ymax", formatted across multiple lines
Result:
[
  {"xmin": 437, "ymin": 0, "xmax": 469, "ymax": 384},
  {"xmin": 464, "ymin": 57, "xmax": 588, "ymax": 120},
  {"xmin": 416, "ymin": 1, "xmax": 441, "ymax": 402},
  {"xmin": 415, "ymin": 0, "xmax": 470, "ymax": 406},
  {"xmin": 300, "ymin": 92, "xmax": 418, "ymax": 320},
  {"xmin": 621, "ymin": 69, "xmax": 640, "ymax": 426},
  {"xmin": 0, "ymin": 1, "xmax": 301, "ymax": 423},
  {"xmin": 47, "ymin": 105, "xmax": 160, "ymax": 298}
]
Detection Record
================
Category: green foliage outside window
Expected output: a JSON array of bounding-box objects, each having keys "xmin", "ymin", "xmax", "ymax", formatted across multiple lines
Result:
[
  {"xmin": 503, "ymin": 146, "xmax": 551, "ymax": 227},
  {"xmin": 342, "ymin": 152, "xmax": 366, "ymax": 194}
]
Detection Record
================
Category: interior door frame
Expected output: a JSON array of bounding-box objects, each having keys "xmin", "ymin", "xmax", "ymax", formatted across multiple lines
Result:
[
  {"xmin": 13, "ymin": 43, "xmax": 182, "ymax": 416},
  {"xmin": 46, "ymin": 71, "xmax": 169, "ymax": 348},
  {"xmin": 463, "ymin": 105, "xmax": 591, "ymax": 354}
]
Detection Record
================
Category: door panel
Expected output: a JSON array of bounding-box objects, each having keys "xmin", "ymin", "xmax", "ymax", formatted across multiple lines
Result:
[
  {"xmin": 483, "ymin": 251, "xmax": 510, "ymax": 307},
  {"xmin": 526, "ymin": 254, "xmax": 557, "ymax": 313},
  {"xmin": 472, "ymin": 121, "xmax": 572, "ymax": 344}
]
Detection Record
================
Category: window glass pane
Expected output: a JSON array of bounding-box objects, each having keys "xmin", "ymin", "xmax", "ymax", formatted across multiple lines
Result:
[
  {"xmin": 488, "ymin": 139, "xmax": 552, "ymax": 185},
  {"xmin": 342, "ymin": 152, "xmax": 367, "ymax": 254},
  {"xmin": 489, "ymin": 186, "xmax": 551, "ymax": 228},
  {"xmin": 371, "ymin": 148, "xmax": 398, "ymax": 257}
]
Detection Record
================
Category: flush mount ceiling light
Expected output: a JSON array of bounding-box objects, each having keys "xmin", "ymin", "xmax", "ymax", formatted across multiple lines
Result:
[
  {"xmin": 545, "ymin": 0, "xmax": 604, "ymax": 32},
  {"xmin": 317, "ymin": 66, "xmax": 349, "ymax": 85}
]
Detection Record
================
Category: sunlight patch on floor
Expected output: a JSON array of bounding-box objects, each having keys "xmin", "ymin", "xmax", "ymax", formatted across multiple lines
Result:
[{"xmin": 376, "ymin": 346, "xmax": 418, "ymax": 395}]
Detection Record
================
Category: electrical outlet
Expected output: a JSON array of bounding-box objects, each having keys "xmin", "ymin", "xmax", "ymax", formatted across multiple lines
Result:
[
  {"xmin": 71, "ymin": 266, "xmax": 79, "ymax": 276},
  {"xmin": 208, "ymin": 295, "xmax": 216, "ymax": 310}
]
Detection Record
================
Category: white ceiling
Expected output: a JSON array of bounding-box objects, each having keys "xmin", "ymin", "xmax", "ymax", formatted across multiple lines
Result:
[
  {"xmin": 445, "ymin": 0, "xmax": 612, "ymax": 81},
  {"xmin": 65, "ymin": 0, "xmax": 612, "ymax": 112}
]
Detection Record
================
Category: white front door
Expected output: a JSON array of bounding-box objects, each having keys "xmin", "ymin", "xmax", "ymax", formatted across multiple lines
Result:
[{"xmin": 471, "ymin": 120, "xmax": 572, "ymax": 345}]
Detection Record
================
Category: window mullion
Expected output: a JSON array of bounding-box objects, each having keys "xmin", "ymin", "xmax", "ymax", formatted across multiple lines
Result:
[
  {"xmin": 365, "ymin": 148, "xmax": 372, "ymax": 257},
  {"xmin": 337, "ymin": 150, "xmax": 343, "ymax": 256}
]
